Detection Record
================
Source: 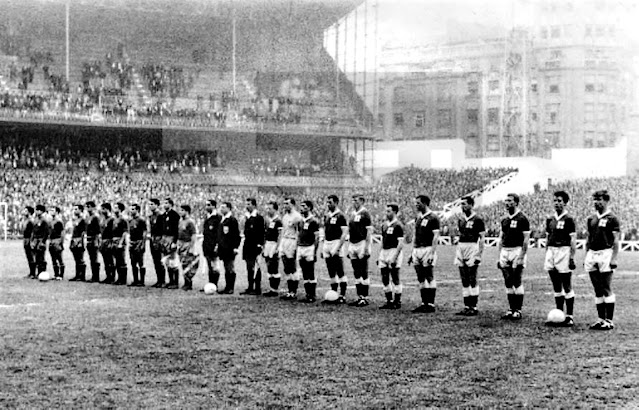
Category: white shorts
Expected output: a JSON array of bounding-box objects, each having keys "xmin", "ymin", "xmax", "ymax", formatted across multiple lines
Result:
[
  {"xmin": 297, "ymin": 245, "xmax": 315, "ymax": 262},
  {"xmin": 322, "ymin": 240, "xmax": 343, "ymax": 258},
  {"xmin": 279, "ymin": 237, "xmax": 297, "ymax": 259},
  {"xmin": 584, "ymin": 248, "xmax": 614, "ymax": 272},
  {"xmin": 378, "ymin": 248, "xmax": 403, "ymax": 268},
  {"xmin": 263, "ymin": 241, "xmax": 278, "ymax": 259},
  {"xmin": 455, "ymin": 242, "xmax": 481, "ymax": 267},
  {"xmin": 348, "ymin": 241, "xmax": 369, "ymax": 260},
  {"xmin": 499, "ymin": 247, "xmax": 527, "ymax": 268},
  {"xmin": 544, "ymin": 246, "xmax": 571, "ymax": 273},
  {"xmin": 412, "ymin": 247, "xmax": 437, "ymax": 267}
]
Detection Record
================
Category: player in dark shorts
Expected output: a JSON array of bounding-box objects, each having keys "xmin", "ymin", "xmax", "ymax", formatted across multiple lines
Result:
[
  {"xmin": 48, "ymin": 206, "xmax": 65, "ymax": 281},
  {"xmin": 69, "ymin": 204, "xmax": 88, "ymax": 282},
  {"xmin": 128, "ymin": 203, "xmax": 147, "ymax": 287}
]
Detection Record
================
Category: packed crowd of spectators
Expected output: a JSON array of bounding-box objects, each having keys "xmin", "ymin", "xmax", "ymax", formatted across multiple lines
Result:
[{"xmin": 140, "ymin": 64, "xmax": 192, "ymax": 98}]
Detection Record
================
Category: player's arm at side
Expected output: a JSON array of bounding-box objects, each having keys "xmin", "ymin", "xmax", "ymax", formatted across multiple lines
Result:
[
  {"xmin": 611, "ymin": 217, "xmax": 621, "ymax": 268},
  {"xmin": 189, "ymin": 221, "xmax": 197, "ymax": 254},
  {"xmin": 496, "ymin": 230, "xmax": 504, "ymax": 268},
  {"xmin": 313, "ymin": 221, "xmax": 320, "ymax": 261},
  {"xmin": 519, "ymin": 217, "xmax": 531, "ymax": 265},
  {"xmin": 394, "ymin": 224, "xmax": 404, "ymax": 266},
  {"xmin": 477, "ymin": 230, "xmax": 485, "ymax": 264}
]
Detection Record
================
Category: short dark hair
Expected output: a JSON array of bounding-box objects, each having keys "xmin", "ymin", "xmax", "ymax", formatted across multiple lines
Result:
[
  {"xmin": 352, "ymin": 194, "xmax": 365, "ymax": 203},
  {"xmin": 246, "ymin": 197, "xmax": 257, "ymax": 207},
  {"xmin": 284, "ymin": 197, "xmax": 296, "ymax": 206},
  {"xmin": 54, "ymin": 206, "xmax": 62, "ymax": 214},
  {"xmin": 207, "ymin": 199, "xmax": 217, "ymax": 207},
  {"xmin": 507, "ymin": 193, "xmax": 520, "ymax": 204},
  {"xmin": 387, "ymin": 203, "xmax": 399, "ymax": 213},
  {"xmin": 164, "ymin": 198, "xmax": 174, "ymax": 206},
  {"xmin": 415, "ymin": 195, "xmax": 430, "ymax": 206},
  {"xmin": 223, "ymin": 201, "xmax": 232, "ymax": 210},
  {"xmin": 85, "ymin": 201, "xmax": 96, "ymax": 208},
  {"xmin": 302, "ymin": 200, "xmax": 314, "ymax": 211},
  {"xmin": 462, "ymin": 196, "xmax": 475, "ymax": 207},
  {"xmin": 25, "ymin": 206, "xmax": 35, "ymax": 215},
  {"xmin": 36, "ymin": 204, "xmax": 46, "ymax": 213},
  {"xmin": 327, "ymin": 194, "xmax": 339, "ymax": 204},
  {"xmin": 116, "ymin": 202, "xmax": 125, "ymax": 212},
  {"xmin": 101, "ymin": 203, "xmax": 112, "ymax": 212},
  {"xmin": 268, "ymin": 201, "xmax": 279, "ymax": 211},
  {"xmin": 553, "ymin": 190, "xmax": 570, "ymax": 204},
  {"xmin": 150, "ymin": 198, "xmax": 160, "ymax": 206},
  {"xmin": 74, "ymin": 204, "xmax": 84, "ymax": 212},
  {"xmin": 181, "ymin": 204, "xmax": 191, "ymax": 214},
  {"xmin": 131, "ymin": 203, "xmax": 140, "ymax": 212},
  {"xmin": 593, "ymin": 190, "xmax": 610, "ymax": 201}
]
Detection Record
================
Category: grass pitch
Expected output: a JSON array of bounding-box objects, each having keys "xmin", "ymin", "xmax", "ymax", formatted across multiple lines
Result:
[{"xmin": 1, "ymin": 241, "xmax": 639, "ymax": 408}]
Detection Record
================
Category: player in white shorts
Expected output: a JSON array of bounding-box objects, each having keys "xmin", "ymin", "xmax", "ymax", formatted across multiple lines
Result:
[
  {"xmin": 454, "ymin": 196, "xmax": 485, "ymax": 316},
  {"xmin": 378, "ymin": 203, "xmax": 405, "ymax": 310}
]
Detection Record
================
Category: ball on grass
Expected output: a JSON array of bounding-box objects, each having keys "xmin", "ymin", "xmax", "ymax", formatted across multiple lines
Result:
[
  {"xmin": 203, "ymin": 283, "xmax": 217, "ymax": 295},
  {"xmin": 324, "ymin": 290, "xmax": 339, "ymax": 302},
  {"xmin": 38, "ymin": 272, "xmax": 51, "ymax": 282},
  {"xmin": 547, "ymin": 308, "xmax": 565, "ymax": 324}
]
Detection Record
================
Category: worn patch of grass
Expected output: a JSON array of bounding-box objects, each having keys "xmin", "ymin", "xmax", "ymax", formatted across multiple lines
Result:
[{"xmin": 1, "ymin": 240, "xmax": 638, "ymax": 408}]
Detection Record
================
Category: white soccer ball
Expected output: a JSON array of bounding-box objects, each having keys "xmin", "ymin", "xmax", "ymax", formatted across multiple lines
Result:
[
  {"xmin": 547, "ymin": 308, "xmax": 566, "ymax": 324},
  {"xmin": 324, "ymin": 290, "xmax": 339, "ymax": 302},
  {"xmin": 203, "ymin": 283, "xmax": 217, "ymax": 295},
  {"xmin": 38, "ymin": 271, "xmax": 51, "ymax": 282}
]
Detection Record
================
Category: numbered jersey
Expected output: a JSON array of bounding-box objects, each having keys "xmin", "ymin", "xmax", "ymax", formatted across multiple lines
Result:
[
  {"xmin": 414, "ymin": 212, "xmax": 440, "ymax": 248},
  {"xmin": 546, "ymin": 213, "xmax": 575, "ymax": 247},
  {"xmin": 266, "ymin": 217, "xmax": 283, "ymax": 242},
  {"xmin": 324, "ymin": 211, "xmax": 347, "ymax": 241},
  {"xmin": 587, "ymin": 212, "xmax": 620, "ymax": 251},
  {"xmin": 298, "ymin": 216, "xmax": 320, "ymax": 247},
  {"xmin": 348, "ymin": 208, "xmax": 371, "ymax": 244},
  {"xmin": 500, "ymin": 211, "xmax": 530, "ymax": 248},
  {"xmin": 458, "ymin": 213, "xmax": 485, "ymax": 243},
  {"xmin": 381, "ymin": 220, "xmax": 404, "ymax": 250}
]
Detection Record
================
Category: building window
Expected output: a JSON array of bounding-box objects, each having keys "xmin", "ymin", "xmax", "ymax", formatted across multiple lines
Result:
[
  {"xmin": 393, "ymin": 113, "xmax": 404, "ymax": 127},
  {"xmin": 596, "ymin": 82, "xmax": 606, "ymax": 93},
  {"xmin": 544, "ymin": 132, "xmax": 560, "ymax": 148},
  {"xmin": 531, "ymin": 82, "xmax": 538, "ymax": 92},
  {"xmin": 394, "ymin": 87, "xmax": 406, "ymax": 102},
  {"xmin": 487, "ymin": 134, "xmax": 499, "ymax": 152},
  {"xmin": 545, "ymin": 104, "xmax": 560, "ymax": 125},
  {"xmin": 531, "ymin": 112, "xmax": 538, "ymax": 121},
  {"xmin": 467, "ymin": 109, "xmax": 479, "ymax": 125},
  {"xmin": 596, "ymin": 132, "xmax": 607, "ymax": 147},
  {"xmin": 467, "ymin": 81, "xmax": 479, "ymax": 96},
  {"xmin": 415, "ymin": 112, "xmax": 425, "ymax": 128},
  {"xmin": 551, "ymin": 26, "xmax": 561, "ymax": 38},
  {"xmin": 550, "ymin": 50, "xmax": 563, "ymax": 59},
  {"xmin": 584, "ymin": 131, "xmax": 595, "ymax": 148},
  {"xmin": 437, "ymin": 82, "xmax": 452, "ymax": 102},
  {"xmin": 467, "ymin": 133, "xmax": 477, "ymax": 139},
  {"xmin": 584, "ymin": 103, "xmax": 595, "ymax": 124},
  {"xmin": 547, "ymin": 76, "xmax": 560, "ymax": 93},
  {"xmin": 609, "ymin": 132, "xmax": 616, "ymax": 145},
  {"xmin": 488, "ymin": 108, "xmax": 499, "ymax": 125},
  {"xmin": 489, "ymin": 80, "xmax": 500, "ymax": 92},
  {"xmin": 378, "ymin": 113, "xmax": 384, "ymax": 126},
  {"xmin": 437, "ymin": 109, "xmax": 451, "ymax": 129},
  {"xmin": 585, "ymin": 83, "xmax": 595, "ymax": 92}
]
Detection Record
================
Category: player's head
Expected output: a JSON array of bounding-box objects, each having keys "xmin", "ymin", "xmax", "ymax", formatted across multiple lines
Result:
[
  {"xmin": 386, "ymin": 203, "xmax": 399, "ymax": 220},
  {"xmin": 505, "ymin": 193, "xmax": 519, "ymax": 211},
  {"xmin": 592, "ymin": 189, "xmax": 610, "ymax": 212},
  {"xmin": 101, "ymin": 202, "xmax": 112, "ymax": 215},
  {"xmin": 180, "ymin": 204, "xmax": 191, "ymax": 217},
  {"xmin": 221, "ymin": 201, "xmax": 232, "ymax": 214},
  {"xmin": 130, "ymin": 203, "xmax": 140, "ymax": 217},
  {"xmin": 300, "ymin": 200, "xmax": 313, "ymax": 215},
  {"xmin": 553, "ymin": 190, "xmax": 569, "ymax": 213},
  {"xmin": 461, "ymin": 196, "xmax": 474, "ymax": 214},
  {"xmin": 35, "ymin": 204, "xmax": 46, "ymax": 216},
  {"xmin": 163, "ymin": 197, "xmax": 174, "ymax": 211},
  {"xmin": 352, "ymin": 194, "xmax": 365, "ymax": 210},
  {"xmin": 414, "ymin": 195, "xmax": 430, "ymax": 213},
  {"xmin": 283, "ymin": 197, "xmax": 295, "ymax": 212},
  {"xmin": 115, "ymin": 202, "xmax": 125, "ymax": 214},
  {"xmin": 50, "ymin": 206, "xmax": 61, "ymax": 217},
  {"xmin": 205, "ymin": 199, "xmax": 217, "ymax": 213},
  {"xmin": 246, "ymin": 197, "xmax": 257, "ymax": 212},
  {"xmin": 85, "ymin": 201, "xmax": 96, "ymax": 211},
  {"xmin": 149, "ymin": 198, "xmax": 160, "ymax": 212},
  {"xmin": 23, "ymin": 206, "xmax": 35, "ymax": 217},
  {"xmin": 327, "ymin": 195, "xmax": 339, "ymax": 211},
  {"xmin": 73, "ymin": 204, "xmax": 84, "ymax": 216},
  {"xmin": 267, "ymin": 200, "xmax": 278, "ymax": 216}
]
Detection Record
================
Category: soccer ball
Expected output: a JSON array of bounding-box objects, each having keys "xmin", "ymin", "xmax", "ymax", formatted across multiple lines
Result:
[
  {"xmin": 38, "ymin": 272, "xmax": 51, "ymax": 282},
  {"xmin": 546, "ymin": 308, "xmax": 566, "ymax": 324},
  {"xmin": 324, "ymin": 290, "xmax": 339, "ymax": 302},
  {"xmin": 203, "ymin": 283, "xmax": 217, "ymax": 295}
]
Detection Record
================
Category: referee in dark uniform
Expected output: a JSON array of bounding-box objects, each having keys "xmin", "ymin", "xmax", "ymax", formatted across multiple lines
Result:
[
  {"xmin": 128, "ymin": 203, "xmax": 147, "ymax": 287},
  {"xmin": 161, "ymin": 198, "xmax": 180, "ymax": 288},
  {"xmin": 202, "ymin": 199, "xmax": 222, "ymax": 288},
  {"xmin": 217, "ymin": 202, "xmax": 241, "ymax": 294},
  {"xmin": 85, "ymin": 201, "xmax": 102, "ymax": 283},
  {"xmin": 241, "ymin": 198, "xmax": 266, "ymax": 295},
  {"xmin": 149, "ymin": 199, "xmax": 165, "ymax": 287}
]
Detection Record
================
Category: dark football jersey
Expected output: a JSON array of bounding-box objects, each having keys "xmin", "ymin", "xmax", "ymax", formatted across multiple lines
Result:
[
  {"xmin": 32, "ymin": 218, "xmax": 50, "ymax": 240},
  {"xmin": 178, "ymin": 218, "xmax": 196, "ymax": 242},
  {"xmin": 22, "ymin": 219, "xmax": 34, "ymax": 239},
  {"xmin": 324, "ymin": 210, "xmax": 347, "ymax": 241},
  {"xmin": 162, "ymin": 209, "xmax": 180, "ymax": 239},
  {"xmin": 587, "ymin": 212, "xmax": 620, "ymax": 251},
  {"xmin": 86, "ymin": 214, "xmax": 102, "ymax": 238},
  {"xmin": 266, "ymin": 216, "xmax": 283, "ymax": 242},
  {"xmin": 414, "ymin": 212, "xmax": 440, "ymax": 248},
  {"xmin": 50, "ymin": 220, "xmax": 64, "ymax": 240},
  {"xmin": 101, "ymin": 217, "xmax": 114, "ymax": 240},
  {"xmin": 458, "ymin": 213, "xmax": 485, "ymax": 243},
  {"xmin": 129, "ymin": 216, "xmax": 147, "ymax": 241},
  {"xmin": 112, "ymin": 217, "xmax": 129, "ymax": 238},
  {"xmin": 546, "ymin": 213, "xmax": 576, "ymax": 247},
  {"xmin": 72, "ymin": 219, "xmax": 86, "ymax": 238},
  {"xmin": 149, "ymin": 212, "xmax": 164, "ymax": 237},
  {"xmin": 500, "ymin": 211, "xmax": 530, "ymax": 247},
  {"xmin": 382, "ymin": 220, "xmax": 404, "ymax": 250},
  {"xmin": 348, "ymin": 208, "xmax": 371, "ymax": 243},
  {"xmin": 298, "ymin": 216, "xmax": 319, "ymax": 247}
]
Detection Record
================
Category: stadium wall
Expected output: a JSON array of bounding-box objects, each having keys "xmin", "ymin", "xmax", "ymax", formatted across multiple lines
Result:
[{"xmin": 373, "ymin": 138, "xmax": 465, "ymax": 177}]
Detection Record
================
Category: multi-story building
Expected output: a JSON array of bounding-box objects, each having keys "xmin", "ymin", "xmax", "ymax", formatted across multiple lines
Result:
[{"xmin": 324, "ymin": 0, "xmax": 638, "ymax": 158}]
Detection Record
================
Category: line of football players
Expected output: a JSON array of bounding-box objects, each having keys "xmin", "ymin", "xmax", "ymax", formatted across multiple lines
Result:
[{"xmin": 19, "ymin": 189, "xmax": 620, "ymax": 330}]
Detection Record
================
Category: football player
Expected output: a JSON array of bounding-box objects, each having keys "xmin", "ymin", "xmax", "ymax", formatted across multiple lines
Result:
[
  {"xmin": 279, "ymin": 197, "xmax": 303, "ymax": 300},
  {"xmin": 321, "ymin": 195, "xmax": 348, "ymax": 304},
  {"xmin": 297, "ymin": 200, "xmax": 320, "ymax": 303},
  {"xmin": 148, "ymin": 199, "xmax": 166, "ymax": 288},
  {"xmin": 262, "ymin": 201, "xmax": 283, "ymax": 297},
  {"xmin": 378, "ymin": 203, "xmax": 405, "ymax": 310},
  {"xmin": 21, "ymin": 206, "xmax": 36, "ymax": 279},
  {"xmin": 241, "ymin": 198, "xmax": 266, "ymax": 295},
  {"xmin": 68, "ymin": 204, "xmax": 88, "ymax": 282},
  {"xmin": 128, "ymin": 203, "xmax": 147, "ymax": 287},
  {"xmin": 177, "ymin": 205, "xmax": 199, "ymax": 291},
  {"xmin": 216, "ymin": 202, "xmax": 241, "ymax": 294},
  {"xmin": 347, "ymin": 194, "xmax": 373, "ymax": 307},
  {"xmin": 410, "ymin": 195, "xmax": 441, "ymax": 313},
  {"xmin": 48, "ymin": 206, "xmax": 65, "ymax": 281},
  {"xmin": 31, "ymin": 204, "xmax": 50, "ymax": 278},
  {"xmin": 454, "ymin": 196, "xmax": 485, "ymax": 316},
  {"xmin": 99, "ymin": 203, "xmax": 116, "ymax": 284},
  {"xmin": 85, "ymin": 201, "xmax": 103, "ymax": 283},
  {"xmin": 112, "ymin": 203, "xmax": 129, "ymax": 285}
]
